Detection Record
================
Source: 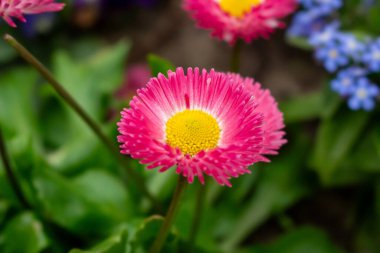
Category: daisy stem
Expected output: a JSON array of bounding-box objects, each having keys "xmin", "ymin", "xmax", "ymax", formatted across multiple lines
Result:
[
  {"xmin": 3, "ymin": 34, "xmax": 161, "ymax": 211},
  {"xmin": 0, "ymin": 126, "xmax": 31, "ymax": 210},
  {"xmin": 230, "ymin": 40, "xmax": 242, "ymax": 72},
  {"xmin": 150, "ymin": 176, "xmax": 187, "ymax": 253},
  {"xmin": 188, "ymin": 182, "xmax": 208, "ymax": 252}
]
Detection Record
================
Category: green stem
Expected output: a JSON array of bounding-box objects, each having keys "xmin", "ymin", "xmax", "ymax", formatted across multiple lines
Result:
[
  {"xmin": 188, "ymin": 183, "xmax": 207, "ymax": 252},
  {"xmin": 150, "ymin": 176, "xmax": 187, "ymax": 253},
  {"xmin": 0, "ymin": 126, "xmax": 31, "ymax": 209},
  {"xmin": 3, "ymin": 34, "xmax": 160, "ymax": 211},
  {"xmin": 186, "ymin": 38, "xmax": 244, "ymax": 253},
  {"xmin": 230, "ymin": 40, "xmax": 242, "ymax": 73}
]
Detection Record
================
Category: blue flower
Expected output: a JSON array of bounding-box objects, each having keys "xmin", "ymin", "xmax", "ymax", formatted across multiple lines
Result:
[
  {"xmin": 299, "ymin": 0, "xmax": 342, "ymax": 13},
  {"xmin": 298, "ymin": 0, "xmax": 317, "ymax": 9},
  {"xmin": 309, "ymin": 22, "xmax": 340, "ymax": 46},
  {"xmin": 287, "ymin": 10, "xmax": 326, "ymax": 38},
  {"xmin": 291, "ymin": 0, "xmax": 379, "ymax": 111},
  {"xmin": 315, "ymin": 42, "xmax": 349, "ymax": 72},
  {"xmin": 348, "ymin": 78, "xmax": 379, "ymax": 111},
  {"xmin": 337, "ymin": 33, "xmax": 366, "ymax": 60},
  {"xmin": 331, "ymin": 67, "xmax": 367, "ymax": 96},
  {"xmin": 362, "ymin": 39, "xmax": 380, "ymax": 72},
  {"xmin": 314, "ymin": 0, "xmax": 342, "ymax": 10},
  {"xmin": 331, "ymin": 70, "xmax": 357, "ymax": 96},
  {"xmin": 340, "ymin": 66, "xmax": 368, "ymax": 77}
]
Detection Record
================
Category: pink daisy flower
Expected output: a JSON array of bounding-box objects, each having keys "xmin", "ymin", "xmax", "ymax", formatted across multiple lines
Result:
[
  {"xmin": 117, "ymin": 67, "xmax": 286, "ymax": 186},
  {"xmin": 227, "ymin": 73, "xmax": 286, "ymax": 156},
  {"xmin": 183, "ymin": 0, "xmax": 297, "ymax": 45},
  {"xmin": 116, "ymin": 64, "xmax": 152, "ymax": 101},
  {"xmin": 0, "ymin": 0, "xmax": 65, "ymax": 27}
]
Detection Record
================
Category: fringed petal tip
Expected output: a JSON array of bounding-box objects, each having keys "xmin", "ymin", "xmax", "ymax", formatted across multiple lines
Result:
[
  {"xmin": 117, "ymin": 67, "xmax": 286, "ymax": 186},
  {"xmin": 184, "ymin": 0, "xmax": 297, "ymax": 45},
  {"xmin": 0, "ymin": 0, "xmax": 65, "ymax": 28}
]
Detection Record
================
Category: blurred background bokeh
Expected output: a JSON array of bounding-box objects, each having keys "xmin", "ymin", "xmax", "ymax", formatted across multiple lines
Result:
[{"xmin": 0, "ymin": 0, "xmax": 379, "ymax": 252}]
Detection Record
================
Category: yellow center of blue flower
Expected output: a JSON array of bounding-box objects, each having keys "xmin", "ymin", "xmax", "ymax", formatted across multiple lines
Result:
[
  {"xmin": 357, "ymin": 88, "xmax": 367, "ymax": 99},
  {"xmin": 219, "ymin": 0, "xmax": 263, "ymax": 18},
  {"xmin": 329, "ymin": 49, "xmax": 338, "ymax": 59},
  {"xmin": 165, "ymin": 110, "xmax": 220, "ymax": 156}
]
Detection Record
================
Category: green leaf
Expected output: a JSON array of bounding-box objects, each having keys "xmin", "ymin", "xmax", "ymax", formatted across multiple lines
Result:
[
  {"xmin": 280, "ymin": 80, "xmax": 342, "ymax": 124},
  {"xmin": 242, "ymin": 226, "xmax": 344, "ymax": 253},
  {"xmin": 280, "ymin": 92, "xmax": 323, "ymax": 124},
  {"xmin": 131, "ymin": 215, "xmax": 179, "ymax": 253},
  {"xmin": 0, "ymin": 39, "xmax": 17, "ymax": 63},
  {"xmin": 285, "ymin": 36, "xmax": 313, "ymax": 50},
  {"xmin": 0, "ymin": 168, "xmax": 19, "ymax": 206},
  {"xmin": 0, "ymin": 67, "xmax": 43, "ymax": 207},
  {"xmin": 69, "ymin": 228, "xmax": 129, "ymax": 253},
  {"xmin": 320, "ymin": 83, "xmax": 342, "ymax": 119},
  {"xmin": 51, "ymin": 40, "xmax": 130, "ymax": 119},
  {"xmin": 32, "ymin": 168, "xmax": 130, "ymax": 238},
  {"xmin": 218, "ymin": 133, "xmax": 312, "ymax": 250},
  {"xmin": 0, "ymin": 67, "xmax": 41, "ymax": 169},
  {"xmin": 0, "ymin": 199, "xmax": 9, "ymax": 226},
  {"xmin": 40, "ymin": 40, "xmax": 130, "ymax": 173},
  {"xmin": 148, "ymin": 169, "xmax": 177, "ymax": 201},
  {"xmin": 70, "ymin": 216, "xmax": 180, "ymax": 253},
  {"xmin": 310, "ymin": 109, "xmax": 371, "ymax": 185},
  {"xmin": 0, "ymin": 212, "xmax": 48, "ymax": 253},
  {"xmin": 147, "ymin": 54, "xmax": 175, "ymax": 77},
  {"xmin": 340, "ymin": 122, "xmax": 380, "ymax": 173},
  {"xmin": 373, "ymin": 122, "xmax": 380, "ymax": 157},
  {"xmin": 73, "ymin": 169, "xmax": 135, "ymax": 218},
  {"xmin": 355, "ymin": 177, "xmax": 380, "ymax": 253},
  {"xmin": 367, "ymin": 3, "xmax": 380, "ymax": 35}
]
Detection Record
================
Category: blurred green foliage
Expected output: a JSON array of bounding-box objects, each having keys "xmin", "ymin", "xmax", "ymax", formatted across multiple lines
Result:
[
  {"xmin": 0, "ymin": 40, "xmax": 378, "ymax": 252},
  {"xmin": 0, "ymin": 2, "xmax": 379, "ymax": 252}
]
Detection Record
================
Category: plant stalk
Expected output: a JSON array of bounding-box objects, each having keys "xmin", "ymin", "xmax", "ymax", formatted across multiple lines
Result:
[
  {"xmin": 3, "ymin": 34, "xmax": 160, "ymax": 210},
  {"xmin": 0, "ymin": 126, "xmax": 88, "ymax": 249},
  {"xmin": 230, "ymin": 40, "xmax": 242, "ymax": 73},
  {"xmin": 188, "ymin": 183, "xmax": 207, "ymax": 252},
  {"xmin": 150, "ymin": 176, "xmax": 187, "ymax": 253},
  {"xmin": 0, "ymin": 126, "xmax": 31, "ymax": 209}
]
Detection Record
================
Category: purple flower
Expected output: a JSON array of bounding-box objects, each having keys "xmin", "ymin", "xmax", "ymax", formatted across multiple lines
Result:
[
  {"xmin": 315, "ymin": 42, "xmax": 349, "ymax": 72},
  {"xmin": 362, "ymin": 39, "xmax": 380, "ymax": 72},
  {"xmin": 348, "ymin": 78, "xmax": 379, "ymax": 111}
]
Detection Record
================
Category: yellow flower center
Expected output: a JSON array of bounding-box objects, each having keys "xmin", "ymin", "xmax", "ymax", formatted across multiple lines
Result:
[
  {"xmin": 165, "ymin": 110, "xmax": 220, "ymax": 156},
  {"xmin": 329, "ymin": 49, "xmax": 338, "ymax": 59},
  {"xmin": 219, "ymin": 0, "xmax": 263, "ymax": 18}
]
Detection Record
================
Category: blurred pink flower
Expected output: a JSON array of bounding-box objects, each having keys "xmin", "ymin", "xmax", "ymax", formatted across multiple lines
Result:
[
  {"xmin": 184, "ymin": 0, "xmax": 297, "ymax": 45},
  {"xmin": 116, "ymin": 64, "xmax": 152, "ymax": 101},
  {"xmin": 0, "ymin": 0, "xmax": 65, "ymax": 27},
  {"xmin": 117, "ymin": 67, "xmax": 286, "ymax": 186}
]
